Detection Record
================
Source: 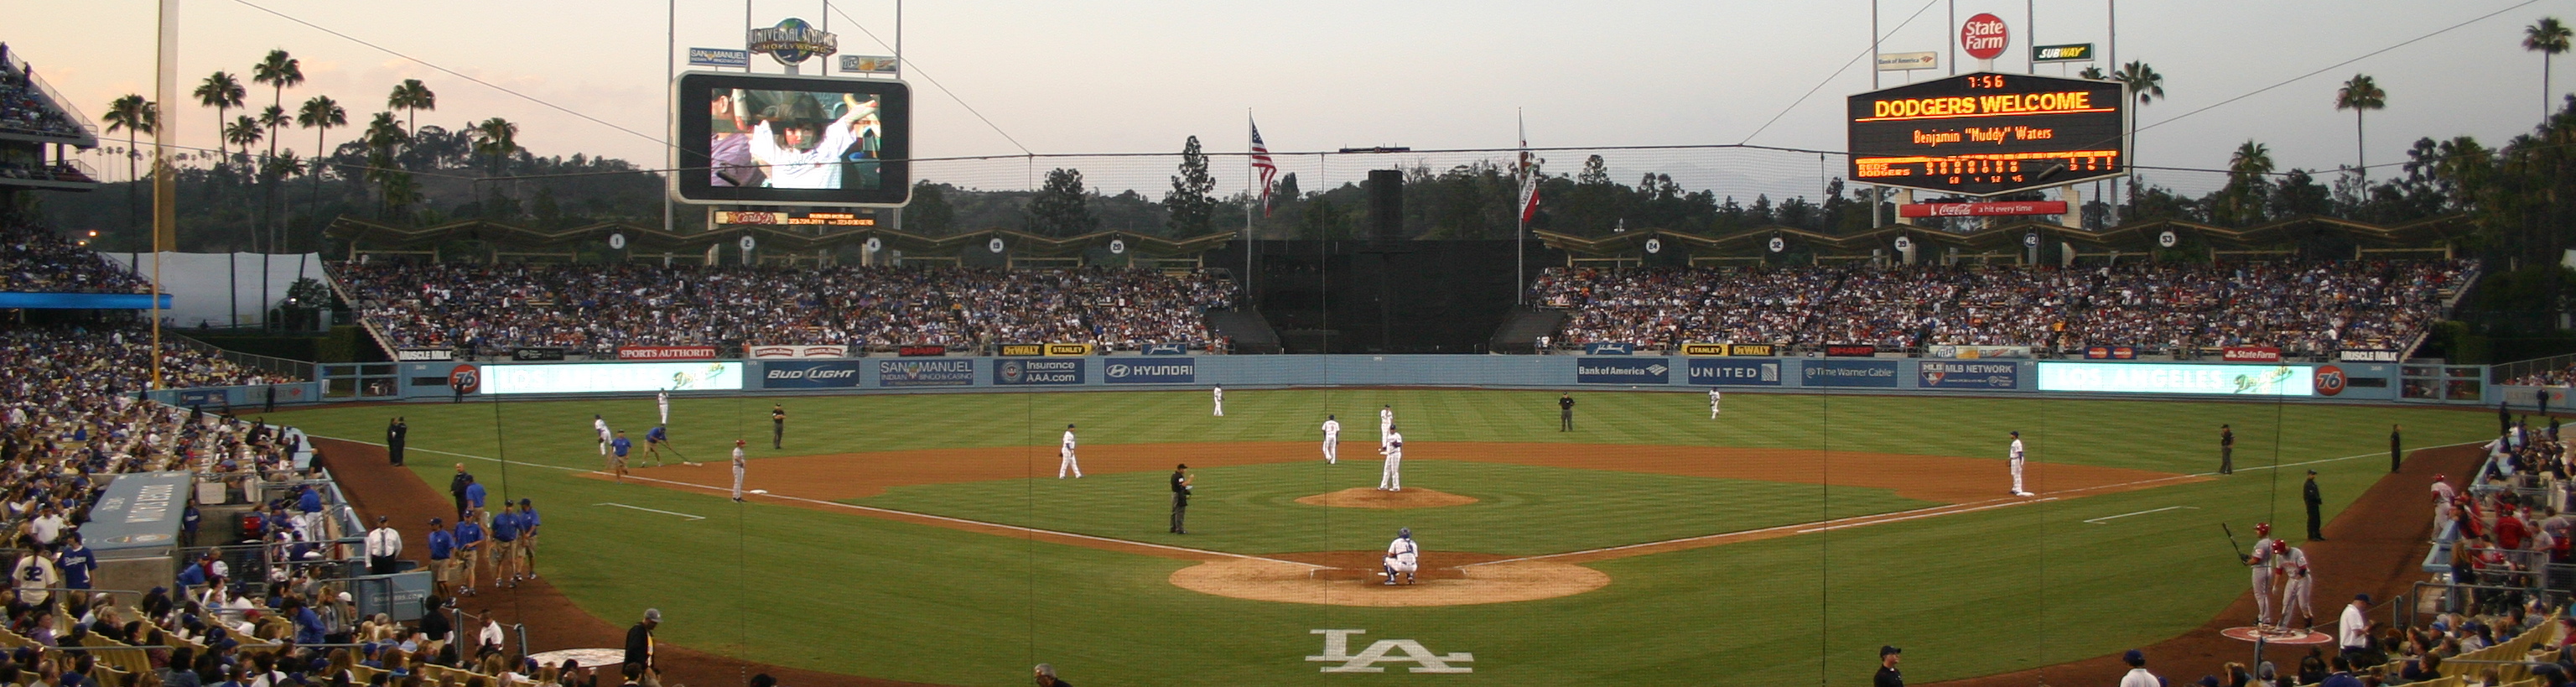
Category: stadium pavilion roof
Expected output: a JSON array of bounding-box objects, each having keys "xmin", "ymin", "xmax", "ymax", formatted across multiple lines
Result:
[
  {"xmin": 1533, "ymin": 214, "xmax": 2470, "ymax": 265},
  {"xmin": 325, "ymin": 216, "xmax": 1236, "ymax": 264}
]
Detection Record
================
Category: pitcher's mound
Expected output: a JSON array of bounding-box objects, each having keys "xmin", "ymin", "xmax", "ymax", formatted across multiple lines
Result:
[
  {"xmin": 1295, "ymin": 487, "xmax": 1478, "ymax": 509},
  {"xmin": 1169, "ymin": 550, "xmax": 1607, "ymax": 607}
]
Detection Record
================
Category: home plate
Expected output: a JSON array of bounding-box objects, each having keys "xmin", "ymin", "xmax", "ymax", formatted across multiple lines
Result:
[
  {"xmin": 527, "ymin": 648, "xmax": 625, "ymax": 668},
  {"xmin": 2220, "ymin": 627, "xmax": 2333, "ymax": 644}
]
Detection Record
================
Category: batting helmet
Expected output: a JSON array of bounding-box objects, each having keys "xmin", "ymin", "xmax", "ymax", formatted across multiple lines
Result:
[
  {"xmin": 1398, "ymin": 528, "xmax": 1411, "ymax": 539},
  {"xmin": 2272, "ymin": 539, "xmax": 2288, "ymax": 554},
  {"xmin": 2255, "ymin": 522, "xmax": 2272, "ymax": 535}
]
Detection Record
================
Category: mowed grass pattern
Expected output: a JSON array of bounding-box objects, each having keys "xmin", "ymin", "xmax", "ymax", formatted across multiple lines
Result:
[
  {"xmin": 855, "ymin": 460, "xmax": 1936, "ymax": 556},
  {"xmin": 266, "ymin": 388, "xmax": 2504, "ymax": 686}
]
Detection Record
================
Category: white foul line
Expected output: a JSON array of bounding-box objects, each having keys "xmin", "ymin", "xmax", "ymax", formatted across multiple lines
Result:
[
  {"xmin": 593, "ymin": 502, "xmax": 705, "ymax": 521},
  {"xmin": 2084, "ymin": 505, "xmax": 2199, "ymax": 524}
]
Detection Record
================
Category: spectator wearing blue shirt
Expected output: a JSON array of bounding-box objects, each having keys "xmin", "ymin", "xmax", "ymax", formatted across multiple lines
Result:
[
  {"xmin": 181, "ymin": 502, "xmax": 201, "ymax": 547},
  {"xmin": 289, "ymin": 598, "xmax": 325, "ymax": 646},
  {"xmin": 454, "ymin": 515, "xmax": 486, "ymax": 596},
  {"xmin": 490, "ymin": 504, "xmax": 522, "ymax": 588},
  {"xmin": 57, "ymin": 533, "xmax": 95, "ymax": 592},
  {"xmin": 426, "ymin": 518, "xmax": 455, "ymax": 599},
  {"xmin": 296, "ymin": 485, "xmax": 325, "ymax": 535},
  {"xmin": 517, "ymin": 498, "xmax": 541, "ymax": 579}
]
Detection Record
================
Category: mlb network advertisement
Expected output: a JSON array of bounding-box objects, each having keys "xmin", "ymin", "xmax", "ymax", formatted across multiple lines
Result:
[
  {"xmin": 2035, "ymin": 362, "xmax": 2314, "ymax": 397},
  {"xmin": 482, "ymin": 362, "xmax": 744, "ymax": 395}
]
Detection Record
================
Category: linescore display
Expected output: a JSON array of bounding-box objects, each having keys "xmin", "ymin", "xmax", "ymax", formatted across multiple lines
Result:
[{"xmin": 1847, "ymin": 71, "xmax": 2127, "ymax": 196}]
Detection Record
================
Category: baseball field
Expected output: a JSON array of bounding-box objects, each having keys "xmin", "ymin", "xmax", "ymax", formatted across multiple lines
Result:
[{"xmin": 270, "ymin": 388, "xmax": 2495, "ymax": 686}]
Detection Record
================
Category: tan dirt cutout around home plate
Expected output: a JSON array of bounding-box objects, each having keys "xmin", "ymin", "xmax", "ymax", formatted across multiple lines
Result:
[
  {"xmin": 1167, "ymin": 550, "xmax": 1609, "ymax": 607},
  {"xmin": 1294, "ymin": 487, "xmax": 1478, "ymax": 508}
]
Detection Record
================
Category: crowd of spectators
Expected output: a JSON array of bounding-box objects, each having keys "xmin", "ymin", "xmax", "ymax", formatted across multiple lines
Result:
[
  {"xmin": 2511, "ymin": 366, "xmax": 2576, "ymax": 388},
  {"xmin": 0, "ymin": 224, "xmax": 150, "ymax": 294},
  {"xmin": 332, "ymin": 262, "xmax": 1235, "ymax": 357},
  {"xmin": 1531, "ymin": 259, "xmax": 2478, "ymax": 357},
  {"xmin": 0, "ymin": 55, "xmax": 84, "ymax": 139}
]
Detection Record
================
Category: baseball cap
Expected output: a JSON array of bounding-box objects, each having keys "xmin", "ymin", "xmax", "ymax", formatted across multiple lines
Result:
[
  {"xmin": 2123, "ymin": 649, "xmax": 2145, "ymax": 666},
  {"xmin": 1880, "ymin": 646, "xmax": 1902, "ymax": 657},
  {"xmin": 642, "ymin": 608, "xmax": 662, "ymax": 622},
  {"xmin": 2355, "ymin": 594, "xmax": 2372, "ymax": 604}
]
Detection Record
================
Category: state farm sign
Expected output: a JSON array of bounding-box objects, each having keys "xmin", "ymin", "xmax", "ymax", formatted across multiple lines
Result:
[
  {"xmin": 2221, "ymin": 346, "xmax": 2283, "ymax": 363},
  {"xmin": 1961, "ymin": 13, "xmax": 2009, "ymax": 60}
]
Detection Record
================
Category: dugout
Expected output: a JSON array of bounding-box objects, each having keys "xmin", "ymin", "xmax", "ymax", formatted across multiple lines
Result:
[{"xmin": 79, "ymin": 471, "xmax": 190, "ymax": 597}]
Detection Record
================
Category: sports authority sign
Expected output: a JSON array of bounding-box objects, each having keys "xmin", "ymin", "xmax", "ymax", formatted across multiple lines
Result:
[
  {"xmin": 1960, "ymin": 13, "xmax": 2009, "ymax": 60},
  {"xmin": 1898, "ymin": 200, "xmax": 2069, "ymax": 217},
  {"xmin": 618, "ymin": 346, "xmax": 719, "ymax": 361}
]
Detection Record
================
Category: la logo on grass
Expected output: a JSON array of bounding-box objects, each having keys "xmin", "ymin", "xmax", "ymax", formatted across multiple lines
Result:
[{"xmin": 1307, "ymin": 629, "xmax": 1473, "ymax": 674}]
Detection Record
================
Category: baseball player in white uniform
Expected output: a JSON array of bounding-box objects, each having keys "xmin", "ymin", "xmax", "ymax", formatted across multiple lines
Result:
[
  {"xmin": 1212, "ymin": 386, "xmax": 1224, "ymax": 417},
  {"xmin": 1379, "ymin": 425, "xmax": 1405, "ymax": 492},
  {"xmin": 1710, "ymin": 388, "xmax": 1723, "ymax": 419},
  {"xmin": 1382, "ymin": 528, "xmax": 1419, "ymax": 585},
  {"xmin": 2007, "ymin": 430, "xmax": 2032, "ymax": 497},
  {"xmin": 1321, "ymin": 414, "xmax": 1342, "ymax": 464},
  {"xmin": 2277, "ymin": 539, "xmax": 2314, "ymax": 632},
  {"xmin": 730, "ymin": 440, "xmax": 747, "ymax": 502},
  {"xmin": 2246, "ymin": 522, "xmax": 2279, "ymax": 630},
  {"xmin": 1058, "ymin": 424, "xmax": 1083, "ymax": 479},
  {"xmin": 593, "ymin": 415, "xmax": 612, "ymax": 456},
  {"xmin": 657, "ymin": 390, "xmax": 670, "ymax": 426},
  {"xmin": 1379, "ymin": 405, "xmax": 1395, "ymax": 453}
]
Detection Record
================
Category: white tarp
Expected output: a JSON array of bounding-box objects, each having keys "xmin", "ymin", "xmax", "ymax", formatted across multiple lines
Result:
[{"xmin": 97, "ymin": 252, "xmax": 325, "ymax": 327}]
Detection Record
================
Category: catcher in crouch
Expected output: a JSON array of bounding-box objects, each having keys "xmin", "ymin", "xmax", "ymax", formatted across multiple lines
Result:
[{"xmin": 1384, "ymin": 528, "xmax": 1420, "ymax": 586}]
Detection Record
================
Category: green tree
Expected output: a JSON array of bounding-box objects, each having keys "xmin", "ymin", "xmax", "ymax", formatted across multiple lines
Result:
[
  {"xmin": 2334, "ymin": 74, "xmax": 2387, "ymax": 179},
  {"xmin": 101, "ymin": 95, "xmax": 156, "ymax": 232},
  {"xmin": 1298, "ymin": 196, "xmax": 1352, "ymax": 240},
  {"xmin": 193, "ymin": 71, "xmax": 245, "ymax": 169},
  {"xmin": 361, "ymin": 112, "xmax": 408, "ymax": 217},
  {"xmin": 223, "ymin": 115, "xmax": 262, "ymax": 164},
  {"xmin": 297, "ymin": 95, "xmax": 346, "ymax": 223},
  {"xmin": 1026, "ymin": 168, "xmax": 1097, "ymax": 237},
  {"xmin": 251, "ymin": 49, "xmax": 303, "ymax": 164},
  {"xmin": 2527, "ymin": 18, "xmax": 2571, "ymax": 121},
  {"xmin": 387, "ymin": 79, "xmax": 436, "ymax": 140},
  {"xmin": 2215, "ymin": 140, "xmax": 2274, "ymax": 225},
  {"xmin": 2114, "ymin": 60, "xmax": 2166, "ymax": 216},
  {"xmin": 471, "ymin": 117, "xmax": 520, "ymax": 214},
  {"xmin": 906, "ymin": 180, "xmax": 955, "ymax": 233},
  {"xmin": 1163, "ymin": 135, "xmax": 1218, "ymax": 237}
]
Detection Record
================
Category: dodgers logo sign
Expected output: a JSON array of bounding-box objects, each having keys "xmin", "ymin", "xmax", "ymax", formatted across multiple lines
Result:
[
  {"xmin": 1140, "ymin": 342, "xmax": 1189, "ymax": 356},
  {"xmin": 1576, "ymin": 357, "xmax": 1670, "ymax": 384},
  {"xmin": 762, "ymin": 361, "xmax": 868, "ymax": 389},
  {"xmin": 995, "ymin": 359, "xmax": 1084, "ymax": 386},
  {"xmin": 1307, "ymin": 630, "xmax": 1472, "ymax": 674},
  {"xmin": 1687, "ymin": 358, "xmax": 1781, "ymax": 386},
  {"xmin": 876, "ymin": 359, "xmax": 974, "ymax": 388},
  {"xmin": 1104, "ymin": 358, "xmax": 1196, "ymax": 384},
  {"xmin": 1919, "ymin": 362, "xmax": 2018, "ymax": 389}
]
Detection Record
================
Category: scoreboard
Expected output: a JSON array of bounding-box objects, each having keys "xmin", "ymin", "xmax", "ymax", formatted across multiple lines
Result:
[{"xmin": 1846, "ymin": 71, "xmax": 2127, "ymax": 196}]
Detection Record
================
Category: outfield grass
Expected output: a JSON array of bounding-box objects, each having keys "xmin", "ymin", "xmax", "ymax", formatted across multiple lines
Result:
[{"xmin": 268, "ymin": 389, "xmax": 2501, "ymax": 687}]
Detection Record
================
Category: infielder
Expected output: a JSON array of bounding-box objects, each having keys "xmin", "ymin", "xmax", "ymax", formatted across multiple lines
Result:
[
  {"xmin": 1213, "ymin": 386, "xmax": 1224, "ymax": 417},
  {"xmin": 657, "ymin": 389, "xmax": 670, "ymax": 426},
  {"xmin": 594, "ymin": 414, "xmax": 612, "ymax": 456},
  {"xmin": 2277, "ymin": 539, "xmax": 2314, "ymax": 632},
  {"xmin": 730, "ymin": 440, "xmax": 748, "ymax": 502},
  {"xmin": 1710, "ymin": 388, "xmax": 1723, "ymax": 419},
  {"xmin": 1383, "ymin": 527, "xmax": 1419, "ymax": 585},
  {"xmin": 2246, "ymin": 522, "xmax": 2279, "ymax": 630},
  {"xmin": 1379, "ymin": 404, "xmax": 1395, "ymax": 452},
  {"xmin": 1321, "ymin": 414, "xmax": 1342, "ymax": 464},
  {"xmin": 1059, "ymin": 424, "xmax": 1083, "ymax": 479},
  {"xmin": 1379, "ymin": 424, "xmax": 1405, "ymax": 492},
  {"xmin": 2007, "ymin": 430, "xmax": 2032, "ymax": 497}
]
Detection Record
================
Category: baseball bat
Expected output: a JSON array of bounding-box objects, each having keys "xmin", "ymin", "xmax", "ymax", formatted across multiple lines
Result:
[{"xmin": 2222, "ymin": 523, "xmax": 2247, "ymax": 562}]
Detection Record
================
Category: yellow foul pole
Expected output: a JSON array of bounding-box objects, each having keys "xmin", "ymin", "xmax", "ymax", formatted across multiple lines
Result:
[{"xmin": 150, "ymin": 0, "xmax": 178, "ymax": 391}]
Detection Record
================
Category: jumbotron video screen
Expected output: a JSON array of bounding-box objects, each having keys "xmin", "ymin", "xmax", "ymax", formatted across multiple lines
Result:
[{"xmin": 672, "ymin": 71, "xmax": 911, "ymax": 206}]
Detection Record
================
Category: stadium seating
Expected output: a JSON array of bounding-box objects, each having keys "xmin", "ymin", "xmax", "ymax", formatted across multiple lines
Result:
[
  {"xmin": 0, "ymin": 222, "xmax": 151, "ymax": 294},
  {"xmin": 331, "ymin": 262, "xmax": 1236, "ymax": 357},
  {"xmin": 1530, "ymin": 260, "xmax": 2477, "ymax": 357}
]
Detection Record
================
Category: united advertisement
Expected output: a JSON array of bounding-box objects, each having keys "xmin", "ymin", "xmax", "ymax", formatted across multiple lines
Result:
[
  {"xmin": 1686, "ymin": 359, "xmax": 1781, "ymax": 386},
  {"xmin": 1104, "ymin": 358, "xmax": 1196, "ymax": 384},
  {"xmin": 1919, "ymin": 361, "xmax": 2019, "ymax": 389},
  {"xmin": 1576, "ymin": 357, "xmax": 1670, "ymax": 384},
  {"xmin": 995, "ymin": 358, "xmax": 1084, "ymax": 386},
  {"xmin": 876, "ymin": 359, "xmax": 974, "ymax": 388},
  {"xmin": 761, "ymin": 361, "xmax": 868, "ymax": 389}
]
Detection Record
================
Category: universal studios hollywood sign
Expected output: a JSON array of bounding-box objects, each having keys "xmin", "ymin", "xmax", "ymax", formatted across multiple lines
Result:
[{"xmin": 748, "ymin": 18, "xmax": 838, "ymax": 66}]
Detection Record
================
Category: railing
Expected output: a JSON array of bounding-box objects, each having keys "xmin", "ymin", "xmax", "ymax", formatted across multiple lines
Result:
[
  {"xmin": 2492, "ymin": 352, "xmax": 2576, "ymax": 386},
  {"xmin": 166, "ymin": 332, "xmax": 316, "ymax": 382},
  {"xmin": 0, "ymin": 46, "xmax": 95, "ymax": 137}
]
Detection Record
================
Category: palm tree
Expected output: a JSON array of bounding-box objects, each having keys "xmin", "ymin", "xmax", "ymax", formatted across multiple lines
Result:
[
  {"xmin": 2220, "ymin": 140, "xmax": 2274, "ymax": 224},
  {"xmin": 251, "ymin": 49, "xmax": 303, "ymax": 157},
  {"xmin": 2113, "ymin": 60, "xmax": 2165, "ymax": 217},
  {"xmin": 362, "ymin": 112, "xmax": 406, "ymax": 216},
  {"xmin": 193, "ymin": 72, "xmax": 245, "ymax": 169},
  {"xmin": 471, "ymin": 117, "xmax": 519, "ymax": 212},
  {"xmin": 2527, "ymin": 18, "xmax": 2572, "ymax": 120},
  {"xmin": 101, "ymin": 95, "xmax": 155, "ymax": 232},
  {"xmin": 224, "ymin": 115, "xmax": 262, "ymax": 166},
  {"xmin": 387, "ymin": 79, "xmax": 435, "ymax": 140},
  {"xmin": 2334, "ymin": 74, "xmax": 2388, "ymax": 179},
  {"xmin": 255, "ymin": 103, "xmax": 293, "ymax": 252},
  {"xmin": 2079, "ymin": 65, "xmax": 2107, "ymax": 81},
  {"xmin": 296, "ymin": 95, "xmax": 346, "ymax": 216}
]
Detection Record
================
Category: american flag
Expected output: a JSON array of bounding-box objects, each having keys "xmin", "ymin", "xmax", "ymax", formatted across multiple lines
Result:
[{"xmin": 1250, "ymin": 120, "xmax": 1278, "ymax": 217}]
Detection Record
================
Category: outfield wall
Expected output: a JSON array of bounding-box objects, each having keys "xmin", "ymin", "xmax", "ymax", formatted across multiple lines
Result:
[{"xmin": 363, "ymin": 355, "xmax": 2469, "ymax": 404}]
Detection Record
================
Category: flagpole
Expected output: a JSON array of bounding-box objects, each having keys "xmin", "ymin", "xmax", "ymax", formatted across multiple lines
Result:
[{"xmin": 1244, "ymin": 110, "xmax": 1254, "ymax": 306}]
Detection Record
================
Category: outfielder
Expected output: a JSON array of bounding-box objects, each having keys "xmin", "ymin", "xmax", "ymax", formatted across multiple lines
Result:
[
  {"xmin": 1321, "ymin": 414, "xmax": 1342, "ymax": 464},
  {"xmin": 1379, "ymin": 425, "xmax": 1405, "ymax": 492},
  {"xmin": 1383, "ymin": 527, "xmax": 1419, "ymax": 586},
  {"xmin": 657, "ymin": 390, "xmax": 670, "ymax": 426},
  {"xmin": 1710, "ymin": 388, "xmax": 1722, "ymax": 419},
  {"xmin": 1059, "ymin": 424, "xmax": 1083, "ymax": 479},
  {"xmin": 2007, "ymin": 430, "xmax": 2032, "ymax": 497},
  {"xmin": 594, "ymin": 414, "xmax": 612, "ymax": 456},
  {"xmin": 1213, "ymin": 386, "xmax": 1225, "ymax": 417},
  {"xmin": 2247, "ymin": 522, "xmax": 2279, "ymax": 629},
  {"xmin": 730, "ymin": 440, "xmax": 747, "ymax": 502},
  {"xmin": 2277, "ymin": 540, "xmax": 2314, "ymax": 632}
]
